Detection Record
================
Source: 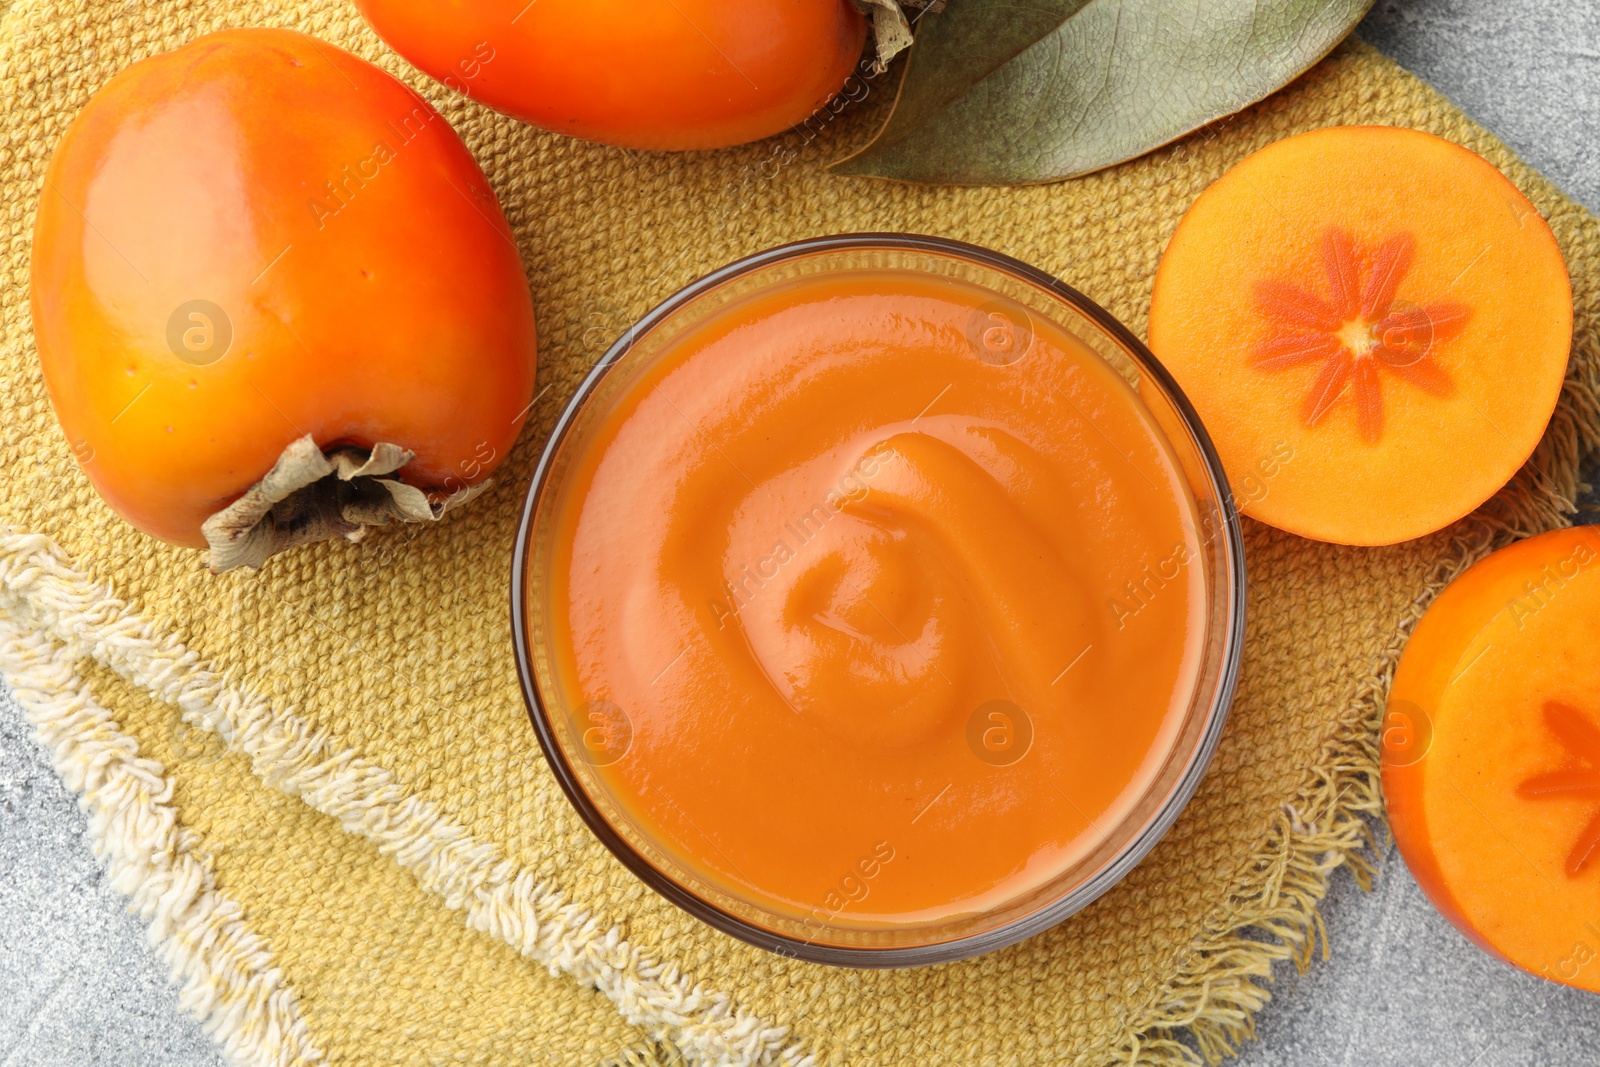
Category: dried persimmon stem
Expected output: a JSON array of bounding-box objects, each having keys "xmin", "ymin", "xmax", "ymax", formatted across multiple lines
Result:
[{"xmin": 200, "ymin": 434, "xmax": 488, "ymax": 572}]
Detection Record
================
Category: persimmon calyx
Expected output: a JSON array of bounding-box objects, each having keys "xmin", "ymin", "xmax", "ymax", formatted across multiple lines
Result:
[
  {"xmin": 200, "ymin": 434, "xmax": 489, "ymax": 573},
  {"xmin": 852, "ymin": 0, "xmax": 924, "ymax": 71}
]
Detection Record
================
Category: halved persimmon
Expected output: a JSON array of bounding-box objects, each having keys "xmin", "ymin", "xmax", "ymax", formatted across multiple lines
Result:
[
  {"xmin": 1148, "ymin": 126, "xmax": 1572, "ymax": 545},
  {"xmin": 1385, "ymin": 525, "xmax": 1600, "ymax": 989}
]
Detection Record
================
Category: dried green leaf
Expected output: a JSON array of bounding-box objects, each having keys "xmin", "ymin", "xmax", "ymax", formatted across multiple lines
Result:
[{"xmin": 833, "ymin": 0, "xmax": 1376, "ymax": 185}]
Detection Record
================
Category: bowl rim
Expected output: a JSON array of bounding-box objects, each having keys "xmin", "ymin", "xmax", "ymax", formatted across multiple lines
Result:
[{"xmin": 509, "ymin": 232, "xmax": 1247, "ymax": 968}]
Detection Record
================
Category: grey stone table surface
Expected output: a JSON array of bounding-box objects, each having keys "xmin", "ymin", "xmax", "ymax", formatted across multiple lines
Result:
[{"xmin": 3, "ymin": 2, "xmax": 1599, "ymax": 1064}]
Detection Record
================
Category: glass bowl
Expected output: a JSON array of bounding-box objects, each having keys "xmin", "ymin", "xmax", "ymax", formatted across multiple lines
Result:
[{"xmin": 511, "ymin": 234, "xmax": 1246, "ymax": 967}]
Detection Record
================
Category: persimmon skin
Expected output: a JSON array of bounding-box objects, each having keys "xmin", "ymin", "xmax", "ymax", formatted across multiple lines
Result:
[
  {"xmin": 351, "ymin": 0, "xmax": 869, "ymax": 151},
  {"xmin": 1149, "ymin": 126, "xmax": 1572, "ymax": 546},
  {"xmin": 31, "ymin": 28, "xmax": 536, "ymax": 550},
  {"xmin": 1386, "ymin": 526, "xmax": 1600, "ymax": 990}
]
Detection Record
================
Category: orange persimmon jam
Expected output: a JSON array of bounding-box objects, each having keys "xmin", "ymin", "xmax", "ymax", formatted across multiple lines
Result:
[{"xmin": 518, "ymin": 240, "xmax": 1239, "ymax": 957}]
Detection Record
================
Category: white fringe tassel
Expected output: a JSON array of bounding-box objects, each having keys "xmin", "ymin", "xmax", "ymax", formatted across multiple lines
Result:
[
  {"xmin": 0, "ymin": 531, "xmax": 805, "ymax": 1067},
  {"xmin": 0, "ymin": 617, "xmax": 324, "ymax": 1067}
]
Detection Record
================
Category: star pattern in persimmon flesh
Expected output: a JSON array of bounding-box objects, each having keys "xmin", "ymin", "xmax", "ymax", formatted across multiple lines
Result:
[
  {"xmin": 1251, "ymin": 227, "xmax": 1469, "ymax": 444},
  {"xmin": 1517, "ymin": 700, "xmax": 1600, "ymax": 878}
]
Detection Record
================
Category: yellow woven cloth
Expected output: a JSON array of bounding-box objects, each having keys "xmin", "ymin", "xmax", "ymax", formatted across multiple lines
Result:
[{"xmin": 2, "ymin": 1, "xmax": 1598, "ymax": 1063}]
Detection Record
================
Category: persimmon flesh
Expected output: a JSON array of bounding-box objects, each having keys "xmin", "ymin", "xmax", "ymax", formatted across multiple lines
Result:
[
  {"xmin": 30, "ymin": 29, "xmax": 536, "ymax": 560},
  {"xmin": 1148, "ymin": 126, "xmax": 1572, "ymax": 545},
  {"xmin": 1385, "ymin": 526, "xmax": 1600, "ymax": 989},
  {"xmin": 351, "ymin": 0, "xmax": 869, "ymax": 151}
]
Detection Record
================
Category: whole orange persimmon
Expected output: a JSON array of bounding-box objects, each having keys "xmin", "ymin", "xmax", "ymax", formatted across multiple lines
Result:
[
  {"xmin": 31, "ymin": 28, "xmax": 536, "ymax": 570},
  {"xmin": 352, "ymin": 0, "xmax": 869, "ymax": 150}
]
